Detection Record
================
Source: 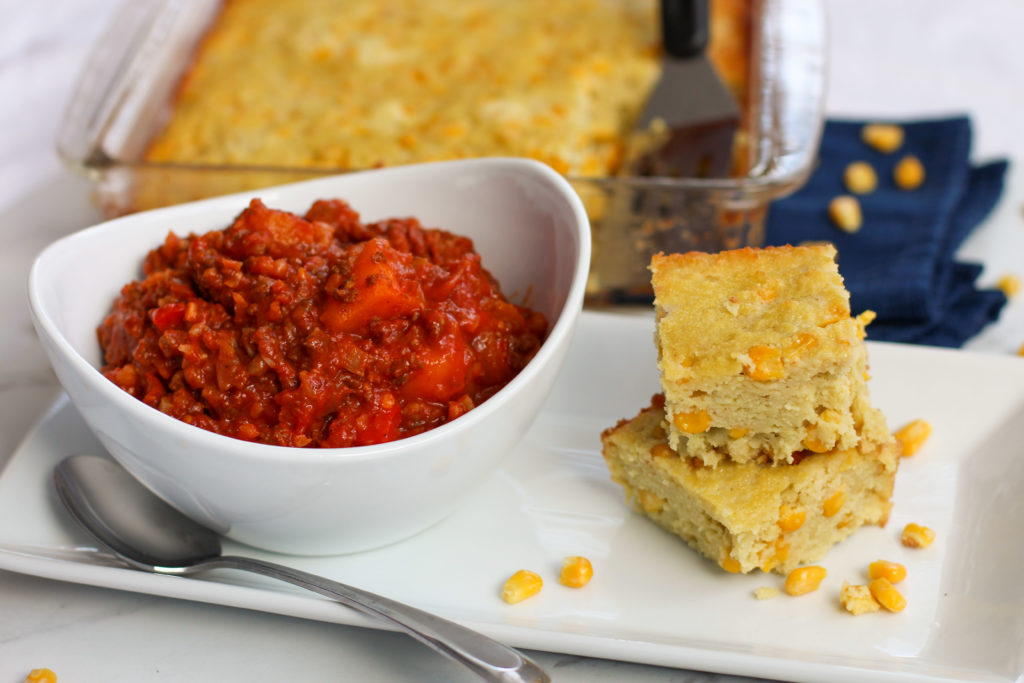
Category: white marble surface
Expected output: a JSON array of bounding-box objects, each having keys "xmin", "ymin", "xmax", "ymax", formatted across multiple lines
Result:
[{"xmin": 1, "ymin": 1, "xmax": 1022, "ymax": 681}]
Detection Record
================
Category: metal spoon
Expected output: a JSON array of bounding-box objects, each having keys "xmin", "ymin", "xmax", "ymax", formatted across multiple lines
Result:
[{"xmin": 54, "ymin": 454, "xmax": 549, "ymax": 683}]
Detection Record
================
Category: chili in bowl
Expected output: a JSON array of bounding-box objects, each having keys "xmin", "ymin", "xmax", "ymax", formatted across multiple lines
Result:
[{"xmin": 29, "ymin": 158, "xmax": 590, "ymax": 555}]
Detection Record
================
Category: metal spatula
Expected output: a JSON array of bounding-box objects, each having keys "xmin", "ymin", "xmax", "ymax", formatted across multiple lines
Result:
[
  {"xmin": 590, "ymin": 0, "xmax": 743, "ymax": 305},
  {"xmin": 631, "ymin": 0, "xmax": 740, "ymax": 178}
]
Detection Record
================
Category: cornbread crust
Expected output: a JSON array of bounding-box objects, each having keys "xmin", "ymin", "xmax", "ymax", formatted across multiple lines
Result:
[
  {"xmin": 144, "ymin": 0, "xmax": 661, "ymax": 177},
  {"xmin": 651, "ymin": 244, "xmax": 890, "ymax": 466},
  {"xmin": 600, "ymin": 399, "xmax": 898, "ymax": 575}
]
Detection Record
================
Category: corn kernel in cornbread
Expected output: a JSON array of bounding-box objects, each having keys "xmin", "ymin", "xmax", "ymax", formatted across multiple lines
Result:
[
  {"xmin": 650, "ymin": 245, "xmax": 891, "ymax": 466},
  {"xmin": 600, "ymin": 399, "xmax": 899, "ymax": 574},
  {"xmin": 144, "ymin": 0, "xmax": 660, "ymax": 177}
]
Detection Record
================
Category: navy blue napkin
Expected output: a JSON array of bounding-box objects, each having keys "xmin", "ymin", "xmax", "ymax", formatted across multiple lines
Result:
[{"xmin": 765, "ymin": 116, "xmax": 1008, "ymax": 347}]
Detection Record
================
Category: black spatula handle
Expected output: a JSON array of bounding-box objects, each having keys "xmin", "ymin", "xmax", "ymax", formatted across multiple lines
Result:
[{"xmin": 661, "ymin": 0, "xmax": 710, "ymax": 58}]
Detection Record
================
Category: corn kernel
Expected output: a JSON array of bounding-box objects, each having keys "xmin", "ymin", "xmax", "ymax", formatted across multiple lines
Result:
[
  {"xmin": 828, "ymin": 195, "xmax": 863, "ymax": 233},
  {"xmin": 844, "ymin": 161, "xmax": 878, "ymax": 194},
  {"xmin": 720, "ymin": 557, "xmax": 743, "ymax": 573},
  {"xmin": 823, "ymin": 489, "xmax": 845, "ymax": 518},
  {"xmin": 673, "ymin": 409, "xmax": 711, "ymax": 433},
  {"xmin": 785, "ymin": 566, "xmax": 827, "ymax": 596},
  {"xmin": 559, "ymin": 556, "xmax": 594, "ymax": 588},
  {"xmin": 802, "ymin": 433, "xmax": 831, "ymax": 453},
  {"xmin": 996, "ymin": 274, "xmax": 1021, "ymax": 298},
  {"xmin": 869, "ymin": 577, "xmax": 907, "ymax": 612},
  {"xmin": 855, "ymin": 310, "xmax": 876, "ymax": 340},
  {"xmin": 783, "ymin": 332, "xmax": 819, "ymax": 362},
  {"xmin": 25, "ymin": 670, "xmax": 57, "ymax": 683},
  {"xmin": 868, "ymin": 560, "xmax": 907, "ymax": 584},
  {"xmin": 901, "ymin": 523, "xmax": 936, "ymax": 548},
  {"xmin": 894, "ymin": 419, "xmax": 932, "ymax": 456},
  {"xmin": 638, "ymin": 489, "xmax": 665, "ymax": 514},
  {"xmin": 649, "ymin": 443, "xmax": 675, "ymax": 458},
  {"xmin": 758, "ymin": 536, "xmax": 788, "ymax": 573},
  {"xmin": 743, "ymin": 345, "xmax": 784, "ymax": 381},
  {"xmin": 754, "ymin": 586, "xmax": 779, "ymax": 600},
  {"xmin": 727, "ymin": 427, "xmax": 749, "ymax": 439},
  {"xmin": 501, "ymin": 569, "xmax": 543, "ymax": 604},
  {"xmin": 778, "ymin": 504, "xmax": 806, "ymax": 532},
  {"xmin": 819, "ymin": 409, "xmax": 841, "ymax": 424},
  {"xmin": 772, "ymin": 537, "xmax": 789, "ymax": 565},
  {"xmin": 840, "ymin": 582, "xmax": 881, "ymax": 615},
  {"xmin": 894, "ymin": 155, "xmax": 925, "ymax": 190},
  {"xmin": 861, "ymin": 123, "xmax": 904, "ymax": 153}
]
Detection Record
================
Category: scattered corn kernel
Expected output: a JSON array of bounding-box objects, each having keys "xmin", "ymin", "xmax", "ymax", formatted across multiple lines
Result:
[
  {"xmin": 823, "ymin": 489, "xmax": 846, "ymax": 517},
  {"xmin": 894, "ymin": 419, "xmax": 932, "ymax": 456},
  {"xmin": 559, "ymin": 556, "xmax": 594, "ymax": 588},
  {"xmin": 743, "ymin": 345, "xmax": 785, "ymax": 381},
  {"xmin": 861, "ymin": 123, "xmax": 904, "ymax": 153},
  {"xmin": 501, "ymin": 569, "xmax": 543, "ymax": 604},
  {"xmin": 869, "ymin": 577, "xmax": 907, "ymax": 612},
  {"xmin": 869, "ymin": 560, "xmax": 907, "ymax": 584},
  {"xmin": 728, "ymin": 427, "xmax": 749, "ymax": 439},
  {"xmin": 901, "ymin": 523, "xmax": 936, "ymax": 548},
  {"xmin": 996, "ymin": 274, "xmax": 1021, "ymax": 298},
  {"xmin": 720, "ymin": 557, "xmax": 743, "ymax": 573},
  {"xmin": 754, "ymin": 586, "xmax": 780, "ymax": 600},
  {"xmin": 828, "ymin": 195, "xmax": 863, "ymax": 233},
  {"xmin": 894, "ymin": 155, "xmax": 925, "ymax": 190},
  {"xmin": 785, "ymin": 566, "xmax": 827, "ymax": 595},
  {"xmin": 843, "ymin": 161, "xmax": 878, "ymax": 194},
  {"xmin": 778, "ymin": 504, "xmax": 806, "ymax": 532},
  {"xmin": 25, "ymin": 670, "xmax": 57, "ymax": 683},
  {"xmin": 840, "ymin": 582, "xmax": 881, "ymax": 615},
  {"xmin": 1018, "ymin": 341, "xmax": 1024, "ymax": 357},
  {"xmin": 673, "ymin": 409, "xmax": 711, "ymax": 434}
]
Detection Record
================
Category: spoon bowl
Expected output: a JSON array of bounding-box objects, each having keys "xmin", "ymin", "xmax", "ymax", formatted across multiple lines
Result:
[{"xmin": 54, "ymin": 454, "xmax": 549, "ymax": 683}]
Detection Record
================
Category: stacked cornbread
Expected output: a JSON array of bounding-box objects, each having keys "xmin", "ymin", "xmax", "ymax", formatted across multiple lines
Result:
[{"xmin": 601, "ymin": 245, "xmax": 898, "ymax": 574}]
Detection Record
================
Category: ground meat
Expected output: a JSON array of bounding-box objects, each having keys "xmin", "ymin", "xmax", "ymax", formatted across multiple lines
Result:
[{"xmin": 97, "ymin": 198, "xmax": 547, "ymax": 447}]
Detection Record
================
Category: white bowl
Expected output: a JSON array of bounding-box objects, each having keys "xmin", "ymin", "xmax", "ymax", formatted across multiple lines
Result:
[{"xmin": 29, "ymin": 158, "xmax": 590, "ymax": 555}]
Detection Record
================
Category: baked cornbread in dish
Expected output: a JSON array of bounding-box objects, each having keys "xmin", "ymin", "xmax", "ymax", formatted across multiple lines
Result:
[
  {"xmin": 600, "ymin": 397, "xmax": 899, "ymax": 574},
  {"xmin": 651, "ymin": 244, "xmax": 890, "ymax": 466},
  {"xmin": 144, "ymin": 0, "xmax": 662, "ymax": 177}
]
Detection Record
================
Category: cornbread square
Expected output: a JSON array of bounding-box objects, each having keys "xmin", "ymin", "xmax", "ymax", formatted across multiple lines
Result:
[
  {"xmin": 144, "ymin": 0, "xmax": 660, "ymax": 177},
  {"xmin": 600, "ymin": 398, "xmax": 898, "ymax": 574},
  {"xmin": 651, "ymin": 244, "xmax": 890, "ymax": 466}
]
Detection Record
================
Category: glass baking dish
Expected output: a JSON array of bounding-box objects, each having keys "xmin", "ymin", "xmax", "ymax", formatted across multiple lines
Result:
[{"xmin": 58, "ymin": 0, "xmax": 826, "ymax": 306}]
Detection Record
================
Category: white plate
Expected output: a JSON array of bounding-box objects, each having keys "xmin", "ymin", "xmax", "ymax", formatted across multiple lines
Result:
[{"xmin": 2, "ymin": 311, "xmax": 1023, "ymax": 683}]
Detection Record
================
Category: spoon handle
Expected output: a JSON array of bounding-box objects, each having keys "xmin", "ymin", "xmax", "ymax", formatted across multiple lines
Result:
[{"xmin": 194, "ymin": 555, "xmax": 549, "ymax": 683}]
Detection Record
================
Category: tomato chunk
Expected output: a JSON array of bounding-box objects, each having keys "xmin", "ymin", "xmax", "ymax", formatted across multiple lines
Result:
[{"xmin": 320, "ymin": 238, "xmax": 425, "ymax": 334}]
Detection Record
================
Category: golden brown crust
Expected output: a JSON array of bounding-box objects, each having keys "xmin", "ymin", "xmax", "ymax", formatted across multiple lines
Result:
[
  {"xmin": 601, "ymin": 401, "xmax": 898, "ymax": 574},
  {"xmin": 144, "ymin": 0, "xmax": 663, "ymax": 177}
]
